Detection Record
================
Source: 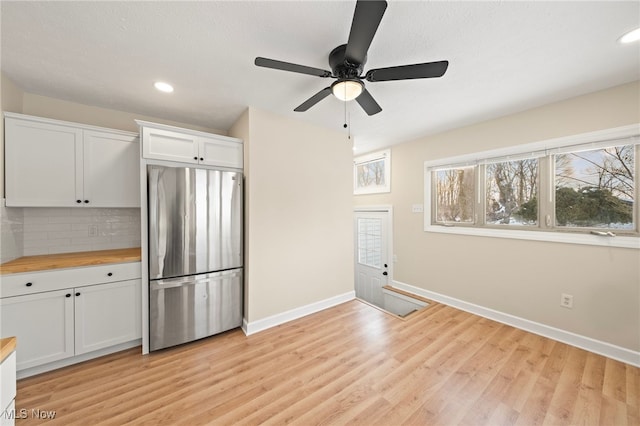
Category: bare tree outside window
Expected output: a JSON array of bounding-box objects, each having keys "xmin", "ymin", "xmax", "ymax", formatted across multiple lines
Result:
[
  {"xmin": 435, "ymin": 167, "xmax": 475, "ymax": 223},
  {"xmin": 486, "ymin": 159, "xmax": 538, "ymax": 225},
  {"xmin": 555, "ymin": 145, "xmax": 634, "ymax": 229},
  {"xmin": 357, "ymin": 159, "xmax": 385, "ymax": 188}
]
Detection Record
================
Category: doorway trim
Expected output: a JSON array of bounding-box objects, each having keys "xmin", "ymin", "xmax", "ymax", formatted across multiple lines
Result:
[{"xmin": 354, "ymin": 205, "xmax": 394, "ymax": 285}]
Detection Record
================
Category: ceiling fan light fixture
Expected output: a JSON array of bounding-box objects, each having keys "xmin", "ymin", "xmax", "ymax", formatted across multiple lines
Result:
[
  {"xmin": 619, "ymin": 27, "xmax": 640, "ymax": 44},
  {"xmin": 332, "ymin": 80, "xmax": 363, "ymax": 101}
]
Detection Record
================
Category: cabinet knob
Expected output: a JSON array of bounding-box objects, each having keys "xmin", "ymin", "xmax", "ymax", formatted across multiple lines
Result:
[
  {"xmin": 199, "ymin": 157, "xmax": 204, "ymax": 161},
  {"xmin": 84, "ymin": 200, "xmax": 89, "ymax": 204},
  {"xmin": 194, "ymin": 156, "xmax": 198, "ymax": 160},
  {"xmin": 76, "ymin": 200, "xmax": 82, "ymax": 204},
  {"xmin": 107, "ymin": 272, "xmax": 113, "ymax": 277},
  {"xmin": 66, "ymin": 293, "xmax": 71, "ymax": 298},
  {"xmin": 26, "ymin": 282, "xmax": 33, "ymax": 287},
  {"xmin": 75, "ymin": 292, "xmax": 81, "ymax": 297}
]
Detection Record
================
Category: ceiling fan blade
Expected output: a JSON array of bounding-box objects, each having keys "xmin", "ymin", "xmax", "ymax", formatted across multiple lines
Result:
[
  {"xmin": 365, "ymin": 60, "xmax": 449, "ymax": 82},
  {"xmin": 344, "ymin": 0, "xmax": 387, "ymax": 66},
  {"xmin": 255, "ymin": 57, "xmax": 332, "ymax": 78},
  {"xmin": 355, "ymin": 88, "xmax": 382, "ymax": 116},
  {"xmin": 294, "ymin": 87, "xmax": 332, "ymax": 112}
]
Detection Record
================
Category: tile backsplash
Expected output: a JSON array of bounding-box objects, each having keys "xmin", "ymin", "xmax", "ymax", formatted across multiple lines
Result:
[{"xmin": 0, "ymin": 200, "xmax": 141, "ymax": 261}]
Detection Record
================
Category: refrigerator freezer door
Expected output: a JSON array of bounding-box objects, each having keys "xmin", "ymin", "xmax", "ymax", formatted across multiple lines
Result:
[
  {"xmin": 149, "ymin": 268, "xmax": 243, "ymax": 351},
  {"xmin": 148, "ymin": 165, "xmax": 243, "ymax": 280}
]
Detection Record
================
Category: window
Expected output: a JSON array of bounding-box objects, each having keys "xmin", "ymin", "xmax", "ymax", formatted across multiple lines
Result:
[
  {"xmin": 555, "ymin": 145, "xmax": 634, "ymax": 230},
  {"xmin": 485, "ymin": 159, "xmax": 539, "ymax": 226},
  {"xmin": 354, "ymin": 149, "xmax": 390, "ymax": 194},
  {"xmin": 434, "ymin": 166, "xmax": 475, "ymax": 223},
  {"xmin": 424, "ymin": 125, "xmax": 640, "ymax": 249}
]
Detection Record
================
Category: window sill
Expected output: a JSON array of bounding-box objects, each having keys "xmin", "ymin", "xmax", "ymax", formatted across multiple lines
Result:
[{"xmin": 424, "ymin": 224, "xmax": 640, "ymax": 249}]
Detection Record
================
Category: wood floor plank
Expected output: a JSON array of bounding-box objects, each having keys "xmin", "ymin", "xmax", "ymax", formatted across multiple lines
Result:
[{"xmin": 14, "ymin": 299, "xmax": 639, "ymax": 426}]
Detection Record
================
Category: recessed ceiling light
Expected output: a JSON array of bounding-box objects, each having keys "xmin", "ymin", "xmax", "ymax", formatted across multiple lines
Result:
[
  {"xmin": 619, "ymin": 27, "xmax": 640, "ymax": 44},
  {"xmin": 154, "ymin": 81, "xmax": 174, "ymax": 93}
]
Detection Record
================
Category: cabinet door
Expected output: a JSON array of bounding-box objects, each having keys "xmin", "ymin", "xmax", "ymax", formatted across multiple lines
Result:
[
  {"xmin": 83, "ymin": 131, "xmax": 140, "ymax": 207},
  {"xmin": 199, "ymin": 137, "xmax": 243, "ymax": 169},
  {"xmin": 0, "ymin": 291, "xmax": 74, "ymax": 370},
  {"xmin": 4, "ymin": 117, "xmax": 82, "ymax": 207},
  {"xmin": 74, "ymin": 280, "xmax": 141, "ymax": 355},
  {"xmin": 142, "ymin": 127, "xmax": 198, "ymax": 164}
]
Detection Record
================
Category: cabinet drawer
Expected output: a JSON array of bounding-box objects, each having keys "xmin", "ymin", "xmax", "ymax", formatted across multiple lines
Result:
[{"xmin": 1, "ymin": 262, "xmax": 141, "ymax": 298}]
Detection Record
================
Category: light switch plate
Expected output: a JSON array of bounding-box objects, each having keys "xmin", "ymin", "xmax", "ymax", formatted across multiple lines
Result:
[{"xmin": 412, "ymin": 204, "xmax": 424, "ymax": 213}]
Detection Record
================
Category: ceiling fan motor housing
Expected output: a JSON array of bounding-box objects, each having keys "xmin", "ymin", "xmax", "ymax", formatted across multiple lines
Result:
[{"xmin": 329, "ymin": 44, "xmax": 365, "ymax": 79}]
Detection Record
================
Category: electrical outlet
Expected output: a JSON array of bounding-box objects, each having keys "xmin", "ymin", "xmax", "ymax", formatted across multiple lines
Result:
[
  {"xmin": 560, "ymin": 293, "xmax": 573, "ymax": 309},
  {"xmin": 88, "ymin": 224, "xmax": 98, "ymax": 237}
]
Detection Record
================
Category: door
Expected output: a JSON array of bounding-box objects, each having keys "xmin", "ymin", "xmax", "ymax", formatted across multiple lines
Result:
[
  {"xmin": 354, "ymin": 210, "xmax": 389, "ymax": 307},
  {"xmin": 148, "ymin": 165, "xmax": 243, "ymax": 280},
  {"xmin": 74, "ymin": 280, "xmax": 142, "ymax": 355},
  {"xmin": 0, "ymin": 290, "xmax": 74, "ymax": 370},
  {"xmin": 83, "ymin": 130, "xmax": 140, "ymax": 207}
]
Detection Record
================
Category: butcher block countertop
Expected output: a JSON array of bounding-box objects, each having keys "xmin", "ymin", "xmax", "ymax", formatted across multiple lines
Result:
[
  {"xmin": 0, "ymin": 248, "xmax": 141, "ymax": 275},
  {"xmin": 0, "ymin": 337, "xmax": 16, "ymax": 363}
]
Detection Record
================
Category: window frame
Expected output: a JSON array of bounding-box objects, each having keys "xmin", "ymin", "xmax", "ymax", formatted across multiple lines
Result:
[
  {"xmin": 424, "ymin": 124, "xmax": 640, "ymax": 249},
  {"xmin": 354, "ymin": 149, "xmax": 391, "ymax": 195}
]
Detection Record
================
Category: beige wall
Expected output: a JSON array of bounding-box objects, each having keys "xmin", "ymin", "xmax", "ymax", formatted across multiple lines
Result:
[
  {"xmin": 231, "ymin": 107, "xmax": 354, "ymax": 323},
  {"xmin": 355, "ymin": 81, "xmax": 640, "ymax": 351}
]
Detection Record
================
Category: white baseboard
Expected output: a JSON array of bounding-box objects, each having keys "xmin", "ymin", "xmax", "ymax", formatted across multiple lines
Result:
[
  {"xmin": 392, "ymin": 280, "xmax": 640, "ymax": 367},
  {"xmin": 242, "ymin": 291, "xmax": 356, "ymax": 336}
]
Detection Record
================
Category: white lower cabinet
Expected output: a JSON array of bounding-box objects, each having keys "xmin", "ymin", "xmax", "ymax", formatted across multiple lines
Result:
[
  {"xmin": 75, "ymin": 280, "xmax": 141, "ymax": 355},
  {"xmin": 0, "ymin": 263, "xmax": 141, "ymax": 374},
  {"xmin": 0, "ymin": 291, "xmax": 74, "ymax": 370}
]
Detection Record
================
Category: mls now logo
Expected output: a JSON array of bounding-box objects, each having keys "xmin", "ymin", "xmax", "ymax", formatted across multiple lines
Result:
[{"xmin": 1, "ymin": 408, "xmax": 56, "ymax": 420}]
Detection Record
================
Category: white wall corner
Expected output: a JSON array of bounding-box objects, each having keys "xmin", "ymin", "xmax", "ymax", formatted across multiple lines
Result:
[
  {"xmin": 391, "ymin": 280, "xmax": 640, "ymax": 368},
  {"xmin": 242, "ymin": 291, "xmax": 356, "ymax": 336}
]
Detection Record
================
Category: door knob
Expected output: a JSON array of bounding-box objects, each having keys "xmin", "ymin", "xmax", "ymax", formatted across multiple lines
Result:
[{"xmin": 382, "ymin": 271, "xmax": 388, "ymax": 276}]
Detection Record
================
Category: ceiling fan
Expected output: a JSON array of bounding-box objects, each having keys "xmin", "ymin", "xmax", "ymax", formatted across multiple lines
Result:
[{"xmin": 254, "ymin": 0, "xmax": 449, "ymax": 116}]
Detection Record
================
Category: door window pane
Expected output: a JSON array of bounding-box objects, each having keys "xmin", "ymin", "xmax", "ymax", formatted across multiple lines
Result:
[
  {"xmin": 555, "ymin": 145, "xmax": 634, "ymax": 229},
  {"xmin": 434, "ymin": 167, "xmax": 475, "ymax": 223},
  {"xmin": 486, "ymin": 159, "xmax": 538, "ymax": 226},
  {"xmin": 357, "ymin": 218, "xmax": 382, "ymax": 268}
]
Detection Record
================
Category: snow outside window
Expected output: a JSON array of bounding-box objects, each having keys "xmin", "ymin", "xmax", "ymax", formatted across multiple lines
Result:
[{"xmin": 486, "ymin": 159, "xmax": 539, "ymax": 226}]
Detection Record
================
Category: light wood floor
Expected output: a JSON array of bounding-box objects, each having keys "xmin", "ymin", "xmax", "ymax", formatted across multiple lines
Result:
[{"xmin": 15, "ymin": 300, "xmax": 639, "ymax": 425}]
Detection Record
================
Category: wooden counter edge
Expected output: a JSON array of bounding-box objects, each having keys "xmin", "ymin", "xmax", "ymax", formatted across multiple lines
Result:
[
  {"xmin": 0, "ymin": 248, "xmax": 142, "ymax": 275},
  {"xmin": 0, "ymin": 337, "xmax": 16, "ymax": 363}
]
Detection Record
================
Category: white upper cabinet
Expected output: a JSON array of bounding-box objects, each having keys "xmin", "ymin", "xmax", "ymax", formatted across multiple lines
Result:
[
  {"xmin": 4, "ymin": 113, "xmax": 140, "ymax": 208},
  {"xmin": 137, "ymin": 120, "xmax": 243, "ymax": 169},
  {"xmin": 83, "ymin": 130, "xmax": 140, "ymax": 207}
]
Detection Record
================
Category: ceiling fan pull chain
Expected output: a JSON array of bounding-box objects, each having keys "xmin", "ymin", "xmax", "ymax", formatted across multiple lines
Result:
[{"xmin": 343, "ymin": 92, "xmax": 348, "ymax": 129}]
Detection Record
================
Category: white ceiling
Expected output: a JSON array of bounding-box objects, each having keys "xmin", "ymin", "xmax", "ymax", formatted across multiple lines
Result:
[{"xmin": 2, "ymin": 1, "xmax": 639, "ymax": 153}]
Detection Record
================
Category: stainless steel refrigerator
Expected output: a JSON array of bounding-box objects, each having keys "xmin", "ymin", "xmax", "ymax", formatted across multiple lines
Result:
[{"xmin": 147, "ymin": 165, "xmax": 243, "ymax": 351}]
